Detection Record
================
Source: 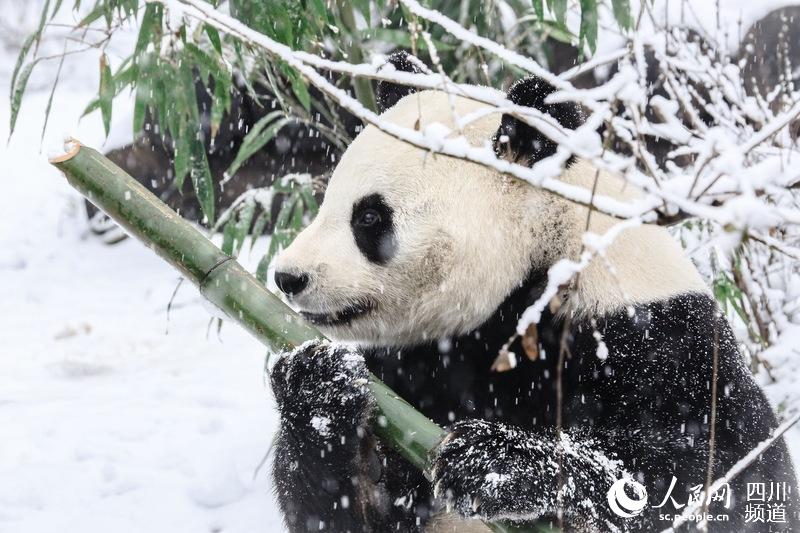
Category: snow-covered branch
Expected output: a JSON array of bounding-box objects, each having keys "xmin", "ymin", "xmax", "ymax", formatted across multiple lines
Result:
[
  {"xmin": 162, "ymin": 0, "xmax": 800, "ymax": 418},
  {"xmin": 160, "ymin": 0, "xmax": 642, "ymax": 220}
]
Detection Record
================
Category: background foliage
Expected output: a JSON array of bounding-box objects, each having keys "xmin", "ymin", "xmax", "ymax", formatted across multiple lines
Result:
[
  {"xmin": 10, "ymin": 1, "xmax": 628, "ymax": 287},
  {"xmin": 13, "ymin": 1, "xmax": 800, "ymax": 379}
]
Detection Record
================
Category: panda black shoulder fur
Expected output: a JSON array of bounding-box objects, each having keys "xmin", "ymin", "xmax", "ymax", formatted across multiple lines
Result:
[{"xmin": 269, "ymin": 53, "xmax": 799, "ymax": 532}]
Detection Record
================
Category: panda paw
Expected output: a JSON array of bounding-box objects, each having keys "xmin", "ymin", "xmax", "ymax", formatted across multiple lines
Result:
[
  {"xmin": 431, "ymin": 419, "xmax": 543, "ymax": 521},
  {"xmin": 270, "ymin": 340, "xmax": 373, "ymax": 453}
]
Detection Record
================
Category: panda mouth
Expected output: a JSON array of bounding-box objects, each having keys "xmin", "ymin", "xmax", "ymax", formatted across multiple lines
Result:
[{"xmin": 300, "ymin": 301, "xmax": 374, "ymax": 326}]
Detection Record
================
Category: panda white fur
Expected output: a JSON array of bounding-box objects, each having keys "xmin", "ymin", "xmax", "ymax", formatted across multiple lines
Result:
[{"xmin": 268, "ymin": 53, "xmax": 798, "ymax": 532}]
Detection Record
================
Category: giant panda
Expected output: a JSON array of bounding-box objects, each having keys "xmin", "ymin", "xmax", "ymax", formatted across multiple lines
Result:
[{"xmin": 267, "ymin": 54, "xmax": 799, "ymax": 532}]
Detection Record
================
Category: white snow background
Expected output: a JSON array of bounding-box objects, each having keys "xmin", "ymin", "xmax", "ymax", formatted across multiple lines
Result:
[
  {"xmin": 0, "ymin": 3, "xmax": 284, "ymax": 533},
  {"xmin": 1, "ymin": 1, "xmax": 800, "ymax": 532}
]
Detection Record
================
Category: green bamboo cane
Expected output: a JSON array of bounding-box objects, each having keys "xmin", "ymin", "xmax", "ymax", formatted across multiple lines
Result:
[{"xmin": 50, "ymin": 140, "xmax": 536, "ymax": 533}]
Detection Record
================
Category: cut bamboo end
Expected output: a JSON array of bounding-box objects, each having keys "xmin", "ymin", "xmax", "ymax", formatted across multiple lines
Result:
[{"xmin": 48, "ymin": 138, "xmax": 82, "ymax": 163}]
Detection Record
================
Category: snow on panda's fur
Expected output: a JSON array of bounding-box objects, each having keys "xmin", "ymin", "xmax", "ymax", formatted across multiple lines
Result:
[{"xmin": 269, "ymin": 55, "xmax": 798, "ymax": 532}]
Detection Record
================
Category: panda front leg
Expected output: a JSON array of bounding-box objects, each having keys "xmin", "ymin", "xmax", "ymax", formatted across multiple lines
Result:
[
  {"xmin": 271, "ymin": 340, "xmax": 424, "ymax": 532},
  {"xmin": 431, "ymin": 420, "xmax": 634, "ymax": 532},
  {"xmin": 270, "ymin": 340, "xmax": 379, "ymax": 531}
]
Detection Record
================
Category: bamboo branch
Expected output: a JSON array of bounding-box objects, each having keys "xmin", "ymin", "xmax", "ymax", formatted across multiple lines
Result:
[
  {"xmin": 158, "ymin": 0, "xmax": 642, "ymax": 222},
  {"xmin": 162, "ymin": 0, "xmax": 800, "ymax": 230},
  {"xmin": 49, "ymin": 140, "xmax": 528, "ymax": 533}
]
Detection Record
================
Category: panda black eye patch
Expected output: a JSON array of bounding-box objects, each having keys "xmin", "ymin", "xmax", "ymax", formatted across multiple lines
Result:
[{"xmin": 350, "ymin": 194, "xmax": 396, "ymax": 264}]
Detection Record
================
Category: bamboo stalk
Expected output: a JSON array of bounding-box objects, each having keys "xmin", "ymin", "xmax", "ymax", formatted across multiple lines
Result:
[{"xmin": 50, "ymin": 140, "xmax": 530, "ymax": 533}]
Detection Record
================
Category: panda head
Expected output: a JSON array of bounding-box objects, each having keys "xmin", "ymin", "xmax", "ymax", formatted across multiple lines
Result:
[{"xmin": 274, "ymin": 56, "xmax": 584, "ymax": 347}]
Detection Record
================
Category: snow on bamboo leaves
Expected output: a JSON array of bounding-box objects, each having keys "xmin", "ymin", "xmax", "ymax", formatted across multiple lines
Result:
[{"xmin": 48, "ymin": 141, "xmax": 533, "ymax": 533}]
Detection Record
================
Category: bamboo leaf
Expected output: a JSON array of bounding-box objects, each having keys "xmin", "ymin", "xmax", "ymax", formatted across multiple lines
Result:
[
  {"xmin": 290, "ymin": 74, "xmax": 311, "ymax": 111},
  {"xmin": 77, "ymin": 2, "xmax": 106, "ymax": 27},
  {"xmin": 714, "ymin": 272, "xmax": 750, "ymax": 327},
  {"xmin": 205, "ymin": 25, "xmax": 222, "ymax": 54},
  {"xmin": 299, "ymin": 186, "xmax": 319, "ymax": 218},
  {"xmin": 83, "ymin": 60, "xmax": 136, "ymax": 117},
  {"xmin": 189, "ymin": 134, "xmax": 215, "ymax": 224},
  {"xmin": 154, "ymin": 75, "xmax": 168, "ymax": 132},
  {"xmin": 232, "ymin": 199, "xmax": 256, "ymax": 256},
  {"xmin": 185, "ymin": 42, "xmax": 228, "ymax": 82},
  {"xmin": 537, "ymin": 19, "xmax": 576, "ymax": 44},
  {"xmin": 308, "ymin": 0, "xmax": 333, "ymax": 25},
  {"xmin": 10, "ymin": 33, "xmax": 36, "ymax": 108},
  {"xmin": 222, "ymin": 198, "xmax": 256, "ymax": 256},
  {"xmin": 265, "ymin": 194, "xmax": 304, "ymax": 277},
  {"xmin": 131, "ymin": 54, "xmax": 154, "ymax": 136},
  {"xmin": 579, "ymin": 0, "xmax": 598, "ymax": 55},
  {"xmin": 179, "ymin": 61, "xmax": 200, "ymax": 121},
  {"xmin": 221, "ymin": 215, "xmax": 237, "ymax": 255},
  {"xmin": 210, "ymin": 76, "xmax": 231, "ymax": 139},
  {"xmin": 533, "ymin": 0, "xmax": 544, "ymax": 21},
  {"xmin": 352, "ymin": 0, "xmax": 371, "ymax": 26},
  {"xmin": 50, "ymin": 0, "xmax": 64, "ymax": 20},
  {"xmin": 548, "ymin": 0, "xmax": 567, "ymax": 26},
  {"xmin": 611, "ymin": 0, "xmax": 632, "ymax": 31},
  {"xmin": 35, "ymin": 0, "xmax": 52, "ymax": 48},
  {"xmin": 171, "ymin": 60, "xmax": 200, "ymax": 190},
  {"xmin": 225, "ymin": 111, "xmax": 287, "ymax": 177},
  {"xmin": 257, "ymin": 193, "xmax": 299, "ymax": 282},
  {"xmin": 99, "ymin": 53, "xmax": 114, "ymax": 136},
  {"xmin": 278, "ymin": 192, "xmax": 302, "ymax": 228},
  {"xmin": 185, "ymin": 42, "xmax": 232, "ymax": 140},
  {"xmin": 114, "ymin": 59, "xmax": 138, "ymax": 87},
  {"xmin": 289, "ymin": 195, "xmax": 303, "ymax": 230},
  {"xmin": 173, "ymin": 121, "xmax": 190, "ymax": 189},
  {"xmin": 255, "ymin": 242, "xmax": 276, "ymax": 284},
  {"xmin": 249, "ymin": 210, "xmax": 271, "ymax": 252},
  {"xmin": 9, "ymin": 61, "xmax": 38, "ymax": 138},
  {"xmin": 133, "ymin": 84, "xmax": 148, "ymax": 136},
  {"xmin": 135, "ymin": 3, "xmax": 162, "ymax": 59},
  {"xmin": 83, "ymin": 99, "xmax": 98, "ymax": 118}
]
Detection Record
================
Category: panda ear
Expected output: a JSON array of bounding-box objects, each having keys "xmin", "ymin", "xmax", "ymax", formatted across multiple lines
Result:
[
  {"xmin": 493, "ymin": 76, "xmax": 583, "ymax": 166},
  {"xmin": 377, "ymin": 51, "xmax": 424, "ymax": 113}
]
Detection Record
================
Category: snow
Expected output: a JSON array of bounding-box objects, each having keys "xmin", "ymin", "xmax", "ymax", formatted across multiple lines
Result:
[
  {"xmin": 0, "ymin": 22, "xmax": 285, "ymax": 533},
  {"xmin": 647, "ymin": 0, "xmax": 800, "ymax": 53},
  {"xmin": 4, "ymin": 1, "xmax": 800, "ymax": 530},
  {"xmin": 484, "ymin": 472, "xmax": 510, "ymax": 487},
  {"xmin": 310, "ymin": 416, "xmax": 332, "ymax": 438}
]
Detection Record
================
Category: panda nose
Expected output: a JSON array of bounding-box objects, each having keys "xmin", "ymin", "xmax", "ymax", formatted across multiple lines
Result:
[{"xmin": 274, "ymin": 271, "xmax": 309, "ymax": 296}]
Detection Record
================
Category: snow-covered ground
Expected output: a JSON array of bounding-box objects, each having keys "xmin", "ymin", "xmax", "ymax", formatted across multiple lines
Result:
[
  {"xmin": 2, "ymin": 2, "xmax": 800, "ymax": 533},
  {"xmin": 0, "ymin": 15, "xmax": 286, "ymax": 531}
]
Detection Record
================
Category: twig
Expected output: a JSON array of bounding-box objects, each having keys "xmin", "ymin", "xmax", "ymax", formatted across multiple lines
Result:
[{"xmin": 699, "ymin": 322, "xmax": 720, "ymax": 531}]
